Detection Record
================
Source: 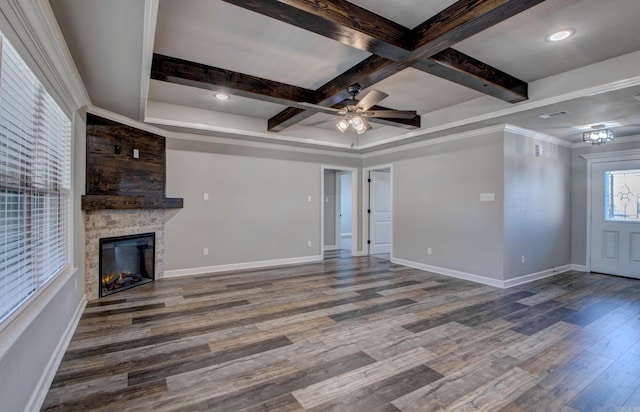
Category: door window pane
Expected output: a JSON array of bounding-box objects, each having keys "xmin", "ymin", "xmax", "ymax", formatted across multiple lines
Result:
[{"xmin": 604, "ymin": 169, "xmax": 640, "ymax": 221}]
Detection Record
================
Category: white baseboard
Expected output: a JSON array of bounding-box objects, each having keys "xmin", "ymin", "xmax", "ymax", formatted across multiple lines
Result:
[
  {"xmin": 27, "ymin": 295, "xmax": 87, "ymax": 412},
  {"xmin": 340, "ymin": 232, "xmax": 352, "ymax": 237},
  {"xmin": 323, "ymin": 245, "xmax": 339, "ymax": 251},
  {"xmin": 571, "ymin": 264, "xmax": 587, "ymax": 272},
  {"xmin": 391, "ymin": 258, "xmax": 504, "ymax": 288},
  {"xmin": 351, "ymin": 250, "xmax": 368, "ymax": 257},
  {"xmin": 162, "ymin": 255, "xmax": 323, "ymax": 278},
  {"xmin": 391, "ymin": 258, "xmax": 572, "ymax": 289},
  {"xmin": 503, "ymin": 265, "xmax": 573, "ymax": 288}
]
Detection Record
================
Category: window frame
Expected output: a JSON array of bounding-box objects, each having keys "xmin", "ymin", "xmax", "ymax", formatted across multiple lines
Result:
[{"xmin": 0, "ymin": 31, "xmax": 73, "ymax": 330}]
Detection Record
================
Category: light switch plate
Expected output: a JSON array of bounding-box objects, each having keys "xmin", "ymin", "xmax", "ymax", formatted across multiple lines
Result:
[
  {"xmin": 133, "ymin": 148, "xmax": 140, "ymax": 159},
  {"xmin": 480, "ymin": 193, "xmax": 495, "ymax": 202}
]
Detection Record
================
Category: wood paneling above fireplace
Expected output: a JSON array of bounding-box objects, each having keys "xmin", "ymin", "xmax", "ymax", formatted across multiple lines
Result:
[{"xmin": 81, "ymin": 113, "xmax": 183, "ymax": 210}]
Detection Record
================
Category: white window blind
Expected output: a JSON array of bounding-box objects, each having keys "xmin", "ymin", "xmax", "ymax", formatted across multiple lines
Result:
[{"xmin": 0, "ymin": 34, "xmax": 71, "ymax": 324}]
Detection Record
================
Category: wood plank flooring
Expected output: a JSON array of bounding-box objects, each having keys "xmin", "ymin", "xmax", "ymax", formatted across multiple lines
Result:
[{"xmin": 43, "ymin": 250, "xmax": 640, "ymax": 411}]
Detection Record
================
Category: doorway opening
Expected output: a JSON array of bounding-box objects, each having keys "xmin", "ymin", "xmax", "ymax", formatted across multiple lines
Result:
[
  {"xmin": 363, "ymin": 165, "xmax": 392, "ymax": 260},
  {"xmin": 321, "ymin": 166, "xmax": 357, "ymax": 256}
]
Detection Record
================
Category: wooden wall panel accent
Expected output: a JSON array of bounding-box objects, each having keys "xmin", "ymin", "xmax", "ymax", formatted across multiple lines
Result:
[
  {"xmin": 86, "ymin": 114, "xmax": 165, "ymax": 197},
  {"xmin": 82, "ymin": 114, "xmax": 183, "ymax": 210}
]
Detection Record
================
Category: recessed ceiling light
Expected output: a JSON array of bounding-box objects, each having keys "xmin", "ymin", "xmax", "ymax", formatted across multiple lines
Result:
[
  {"xmin": 546, "ymin": 28, "xmax": 575, "ymax": 42},
  {"xmin": 215, "ymin": 93, "xmax": 229, "ymax": 101}
]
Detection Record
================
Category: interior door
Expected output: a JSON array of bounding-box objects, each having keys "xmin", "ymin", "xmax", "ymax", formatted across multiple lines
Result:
[
  {"xmin": 369, "ymin": 170, "xmax": 391, "ymax": 255},
  {"xmin": 590, "ymin": 160, "xmax": 640, "ymax": 278}
]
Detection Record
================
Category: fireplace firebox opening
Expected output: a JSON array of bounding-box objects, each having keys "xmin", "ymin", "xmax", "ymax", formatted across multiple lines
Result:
[{"xmin": 99, "ymin": 232, "xmax": 155, "ymax": 297}]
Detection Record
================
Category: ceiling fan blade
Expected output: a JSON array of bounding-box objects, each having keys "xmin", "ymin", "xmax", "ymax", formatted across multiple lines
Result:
[
  {"xmin": 355, "ymin": 89, "xmax": 388, "ymax": 111},
  {"xmin": 298, "ymin": 102, "xmax": 342, "ymax": 116},
  {"xmin": 365, "ymin": 110, "xmax": 418, "ymax": 119}
]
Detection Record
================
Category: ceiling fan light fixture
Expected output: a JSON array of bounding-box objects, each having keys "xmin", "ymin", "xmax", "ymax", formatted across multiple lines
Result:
[
  {"xmin": 350, "ymin": 115, "xmax": 365, "ymax": 131},
  {"xmin": 336, "ymin": 118, "xmax": 350, "ymax": 133}
]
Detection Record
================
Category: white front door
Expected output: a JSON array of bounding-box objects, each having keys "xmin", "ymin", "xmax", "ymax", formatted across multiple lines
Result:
[
  {"xmin": 590, "ymin": 161, "xmax": 640, "ymax": 278},
  {"xmin": 369, "ymin": 170, "xmax": 391, "ymax": 255}
]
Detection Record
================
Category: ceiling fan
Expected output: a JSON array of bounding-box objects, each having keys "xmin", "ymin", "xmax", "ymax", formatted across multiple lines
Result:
[{"xmin": 301, "ymin": 84, "xmax": 418, "ymax": 134}]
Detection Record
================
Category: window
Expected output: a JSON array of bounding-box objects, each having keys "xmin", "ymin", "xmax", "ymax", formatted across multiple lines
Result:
[
  {"xmin": 0, "ymin": 34, "xmax": 71, "ymax": 324},
  {"xmin": 604, "ymin": 169, "xmax": 640, "ymax": 222}
]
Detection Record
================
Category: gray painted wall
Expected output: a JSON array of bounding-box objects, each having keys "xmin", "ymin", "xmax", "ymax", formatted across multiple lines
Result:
[
  {"xmin": 391, "ymin": 132, "xmax": 506, "ymax": 280},
  {"xmin": 324, "ymin": 170, "xmax": 336, "ymax": 246},
  {"xmin": 571, "ymin": 139, "xmax": 640, "ymax": 266},
  {"xmin": 503, "ymin": 132, "xmax": 572, "ymax": 279},
  {"xmin": 164, "ymin": 147, "xmax": 324, "ymax": 270}
]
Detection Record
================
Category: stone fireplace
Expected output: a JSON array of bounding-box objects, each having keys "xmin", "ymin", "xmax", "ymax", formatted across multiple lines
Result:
[
  {"xmin": 81, "ymin": 113, "xmax": 182, "ymax": 301},
  {"xmin": 84, "ymin": 209, "xmax": 165, "ymax": 300}
]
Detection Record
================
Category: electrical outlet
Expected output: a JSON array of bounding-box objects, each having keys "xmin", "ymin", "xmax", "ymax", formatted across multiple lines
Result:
[
  {"xmin": 203, "ymin": 248, "xmax": 209, "ymax": 256},
  {"xmin": 521, "ymin": 255, "xmax": 525, "ymax": 264},
  {"xmin": 203, "ymin": 193, "xmax": 209, "ymax": 200},
  {"xmin": 427, "ymin": 247, "xmax": 432, "ymax": 255},
  {"xmin": 307, "ymin": 240, "xmax": 312, "ymax": 248}
]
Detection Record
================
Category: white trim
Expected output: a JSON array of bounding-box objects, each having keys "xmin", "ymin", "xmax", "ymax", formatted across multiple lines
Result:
[
  {"xmin": 504, "ymin": 124, "xmax": 573, "ymax": 148},
  {"xmin": 341, "ymin": 232, "xmax": 352, "ymax": 237},
  {"xmin": 323, "ymin": 245, "xmax": 339, "ymax": 251},
  {"xmin": 25, "ymin": 294, "xmax": 86, "ymax": 412},
  {"xmin": 138, "ymin": 0, "xmax": 158, "ymax": 121},
  {"xmin": 0, "ymin": 266, "xmax": 77, "ymax": 357},
  {"xmin": 391, "ymin": 258, "xmax": 505, "ymax": 288},
  {"xmin": 581, "ymin": 149, "xmax": 640, "ymax": 272},
  {"xmin": 321, "ymin": 165, "xmax": 358, "ymax": 256},
  {"xmin": 88, "ymin": 106, "xmax": 361, "ymax": 159},
  {"xmin": 392, "ymin": 258, "xmax": 572, "ymax": 288},
  {"xmin": 503, "ymin": 265, "xmax": 573, "ymax": 288},
  {"xmin": 361, "ymin": 125, "xmax": 506, "ymax": 158},
  {"xmin": 361, "ymin": 124, "xmax": 572, "ymax": 159},
  {"xmin": 571, "ymin": 264, "xmax": 587, "ymax": 272},
  {"xmin": 147, "ymin": 114, "xmax": 356, "ymax": 151},
  {"xmin": 351, "ymin": 250, "xmax": 368, "ymax": 257},
  {"xmin": 162, "ymin": 255, "xmax": 323, "ymax": 278},
  {"xmin": 0, "ymin": 0, "xmax": 90, "ymax": 116},
  {"xmin": 580, "ymin": 148, "xmax": 640, "ymax": 162}
]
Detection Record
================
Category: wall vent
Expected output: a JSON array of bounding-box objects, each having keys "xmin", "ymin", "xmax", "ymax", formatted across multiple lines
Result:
[{"xmin": 538, "ymin": 110, "xmax": 568, "ymax": 119}]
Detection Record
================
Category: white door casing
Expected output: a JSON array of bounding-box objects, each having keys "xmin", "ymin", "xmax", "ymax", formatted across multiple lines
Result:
[
  {"xmin": 590, "ymin": 160, "xmax": 640, "ymax": 278},
  {"xmin": 369, "ymin": 170, "xmax": 391, "ymax": 255}
]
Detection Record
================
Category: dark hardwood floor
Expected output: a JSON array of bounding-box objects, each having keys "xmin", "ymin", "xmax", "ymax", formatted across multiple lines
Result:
[{"xmin": 43, "ymin": 250, "xmax": 640, "ymax": 411}]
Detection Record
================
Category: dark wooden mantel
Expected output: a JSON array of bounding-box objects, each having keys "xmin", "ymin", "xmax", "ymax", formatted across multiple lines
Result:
[
  {"xmin": 81, "ymin": 195, "xmax": 183, "ymax": 211},
  {"xmin": 81, "ymin": 114, "xmax": 183, "ymax": 211}
]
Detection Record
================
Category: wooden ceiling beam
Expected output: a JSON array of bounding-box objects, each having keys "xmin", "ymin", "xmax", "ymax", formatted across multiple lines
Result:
[
  {"xmin": 221, "ymin": 0, "xmax": 412, "ymax": 60},
  {"xmin": 411, "ymin": 0, "xmax": 545, "ymax": 58},
  {"xmin": 268, "ymin": 55, "xmax": 412, "ymax": 132},
  {"xmin": 151, "ymin": 53, "xmax": 315, "ymax": 106},
  {"xmin": 418, "ymin": 48, "xmax": 528, "ymax": 103},
  {"xmin": 231, "ymin": 0, "xmax": 538, "ymax": 130},
  {"xmin": 151, "ymin": 53, "xmax": 418, "ymax": 130}
]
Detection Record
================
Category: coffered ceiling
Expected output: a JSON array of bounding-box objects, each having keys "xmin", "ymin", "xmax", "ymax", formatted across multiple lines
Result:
[{"xmin": 50, "ymin": 0, "xmax": 640, "ymax": 152}]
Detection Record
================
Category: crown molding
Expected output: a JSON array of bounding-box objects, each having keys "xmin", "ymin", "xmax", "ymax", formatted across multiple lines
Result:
[
  {"xmin": 89, "ymin": 105, "xmax": 361, "ymax": 159},
  {"xmin": 139, "ymin": 0, "xmax": 158, "ymax": 122},
  {"xmin": 504, "ymin": 124, "xmax": 573, "ymax": 148},
  {"xmin": 0, "ymin": 0, "xmax": 90, "ymax": 117}
]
